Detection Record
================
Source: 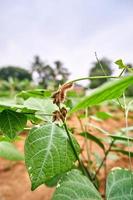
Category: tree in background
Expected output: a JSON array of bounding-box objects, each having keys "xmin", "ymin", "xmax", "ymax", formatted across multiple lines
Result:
[
  {"xmin": 125, "ymin": 63, "xmax": 133, "ymax": 97},
  {"xmin": 0, "ymin": 66, "xmax": 33, "ymax": 96},
  {"xmin": 31, "ymin": 56, "xmax": 55, "ymax": 88},
  {"xmin": 0, "ymin": 66, "xmax": 32, "ymax": 81},
  {"xmin": 31, "ymin": 56, "xmax": 70, "ymax": 89},
  {"xmin": 0, "ymin": 78, "xmax": 35, "ymax": 97},
  {"xmin": 89, "ymin": 58, "xmax": 112, "ymax": 89},
  {"xmin": 54, "ymin": 61, "xmax": 70, "ymax": 87}
]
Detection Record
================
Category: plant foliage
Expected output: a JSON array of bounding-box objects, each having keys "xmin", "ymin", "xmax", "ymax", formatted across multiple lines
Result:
[
  {"xmin": 52, "ymin": 169, "xmax": 102, "ymax": 200},
  {"xmin": 25, "ymin": 123, "xmax": 80, "ymax": 190},
  {"xmin": 106, "ymin": 168, "xmax": 133, "ymax": 200},
  {"xmin": 71, "ymin": 76, "xmax": 133, "ymax": 112},
  {"xmin": 0, "ymin": 64, "xmax": 132, "ymax": 199}
]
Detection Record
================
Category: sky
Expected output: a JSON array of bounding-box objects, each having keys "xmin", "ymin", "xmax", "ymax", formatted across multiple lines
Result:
[{"xmin": 0, "ymin": 0, "xmax": 133, "ymax": 80}]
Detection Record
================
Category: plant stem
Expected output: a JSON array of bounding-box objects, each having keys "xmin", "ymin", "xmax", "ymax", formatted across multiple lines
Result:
[
  {"xmin": 95, "ymin": 52, "xmax": 107, "ymax": 77},
  {"xmin": 77, "ymin": 116, "xmax": 84, "ymax": 132},
  {"xmin": 63, "ymin": 121, "xmax": 93, "ymax": 179},
  {"xmin": 24, "ymin": 127, "xmax": 32, "ymax": 131},
  {"xmin": 123, "ymin": 94, "xmax": 133, "ymax": 171},
  {"xmin": 93, "ymin": 139, "xmax": 115, "ymax": 180},
  {"xmin": 57, "ymin": 105, "xmax": 93, "ymax": 180},
  {"xmin": 84, "ymin": 109, "xmax": 91, "ymax": 169},
  {"xmin": 119, "ymin": 68, "xmax": 126, "ymax": 77},
  {"xmin": 22, "ymin": 112, "xmax": 52, "ymax": 116},
  {"xmin": 67, "ymin": 75, "xmax": 119, "ymax": 85},
  {"xmin": 116, "ymin": 98, "xmax": 124, "ymax": 109}
]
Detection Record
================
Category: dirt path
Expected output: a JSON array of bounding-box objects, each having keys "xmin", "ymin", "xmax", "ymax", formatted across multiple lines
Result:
[{"xmin": 0, "ymin": 158, "xmax": 54, "ymax": 200}]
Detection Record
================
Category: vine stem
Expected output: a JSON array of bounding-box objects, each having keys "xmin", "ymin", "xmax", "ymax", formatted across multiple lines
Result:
[
  {"xmin": 63, "ymin": 122, "xmax": 91, "ymax": 177},
  {"xmin": 123, "ymin": 94, "xmax": 133, "ymax": 171},
  {"xmin": 66, "ymin": 75, "xmax": 119, "ymax": 85},
  {"xmin": 58, "ymin": 106, "xmax": 93, "ymax": 181},
  {"xmin": 93, "ymin": 140, "xmax": 115, "ymax": 180},
  {"xmin": 24, "ymin": 127, "xmax": 32, "ymax": 131},
  {"xmin": 119, "ymin": 68, "xmax": 126, "ymax": 77},
  {"xmin": 95, "ymin": 52, "xmax": 107, "ymax": 76}
]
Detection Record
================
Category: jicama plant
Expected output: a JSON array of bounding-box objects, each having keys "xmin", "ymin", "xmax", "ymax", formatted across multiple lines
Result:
[{"xmin": 0, "ymin": 60, "xmax": 133, "ymax": 199}]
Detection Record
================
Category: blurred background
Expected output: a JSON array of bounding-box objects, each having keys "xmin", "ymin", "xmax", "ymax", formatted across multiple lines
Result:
[{"xmin": 0, "ymin": 0, "xmax": 133, "ymax": 80}]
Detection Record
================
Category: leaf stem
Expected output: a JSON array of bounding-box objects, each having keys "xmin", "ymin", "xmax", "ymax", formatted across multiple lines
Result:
[
  {"xmin": 123, "ymin": 94, "xmax": 133, "ymax": 171},
  {"xmin": 67, "ymin": 76, "xmax": 119, "ymax": 85},
  {"xmin": 57, "ymin": 105, "xmax": 93, "ymax": 180},
  {"xmin": 22, "ymin": 112, "xmax": 52, "ymax": 116},
  {"xmin": 63, "ymin": 121, "xmax": 93, "ymax": 180},
  {"xmin": 24, "ymin": 127, "xmax": 32, "ymax": 131},
  {"xmin": 119, "ymin": 68, "xmax": 126, "ymax": 77},
  {"xmin": 95, "ymin": 52, "xmax": 107, "ymax": 77}
]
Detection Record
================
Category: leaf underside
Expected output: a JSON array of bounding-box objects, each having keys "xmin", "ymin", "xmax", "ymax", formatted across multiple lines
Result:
[
  {"xmin": 52, "ymin": 169, "xmax": 102, "ymax": 200},
  {"xmin": 24, "ymin": 123, "xmax": 80, "ymax": 190},
  {"xmin": 0, "ymin": 109, "xmax": 27, "ymax": 139},
  {"xmin": 24, "ymin": 97, "xmax": 58, "ymax": 121},
  {"xmin": 106, "ymin": 168, "xmax": 133, "ymax": 200}
]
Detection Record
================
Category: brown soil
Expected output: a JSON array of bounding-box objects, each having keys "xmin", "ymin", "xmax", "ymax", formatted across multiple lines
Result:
[
  {"xmin": 0, "ymin": 108, "xmax": 133, "ymax": 200},
  {"xmin": 0, "ymin": 159, "xmax": 54, "ymax": 200}
]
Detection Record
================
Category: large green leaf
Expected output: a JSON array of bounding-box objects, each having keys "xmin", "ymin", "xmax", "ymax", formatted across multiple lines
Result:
[
  {"xmin": 71, "ymin": 76, "xmax": 133, "ymax": 112},
  {"xmin": 52, "ymin": 169, "xmax": 102, "ymax": 200},
  {"xmin": 0, "ymin": 109, "xmax": 27, "ymax": 139},
  {"xmin": 106, "ymin": 168, "xmax": 133, "ymax": 200},
  {"xmin": 24, "ymin": 97, "xmax": 58, "ymax": 121},
  {"xmin": 0, "ymin": 141, "xmax": 24, "ymax": 160},
  {"xmin": 25, "ymin": 123, "xmax": 80, "ymax": 190}
]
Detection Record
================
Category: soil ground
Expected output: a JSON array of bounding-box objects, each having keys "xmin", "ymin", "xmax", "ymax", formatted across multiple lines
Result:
[{"xmin": 0, "ymin": 107, "xmax": 133, "ymax": 200}]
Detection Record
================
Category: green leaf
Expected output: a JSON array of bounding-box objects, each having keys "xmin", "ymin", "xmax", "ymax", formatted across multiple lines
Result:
[
  {"xmin": 71, "ymin": 76, "xmax": 133, "ymax": 112},
  {"xmin": 24, "ymin": 123, "xmax": 80, "ymax": 190},
  {"xmin": 0, "ymin": 141, "xmax": 24, "ymax": 160},
  {"xmin": 24, "ymin": 97, "xmax": 58, "ymax": 121},
  {"xmin": 106, "ymin": 168, "xmax": 133, "ymax": 200},
  {"xmin": 0, "ymin": 98, "xmax": 24, "ymax": 111},
  {"xmin": 80, "ymin": 132, "xmax": 105, "ymax": 151},
  {"xmin": 45, "ymin": 174, "xmax": 64, "ymax": 187},
  {"xmin": 115, "ymin": 59, "xmax": 127, "ymax": 69},
  {"xmin": 95, "ymin": 111, "xmax": 112, "ymax": 120},
  {"xmin": 109, "ymin": 134, "xmax": 133, "ymax": 143},
  {"xmin": 0, "ymin": 110, "xmax": 27, "ymax": 139},
  {"xmin": 0, "ymin": 135, "xmax": 23, "ymax": 142},
  {"xmin": 111, "ymin": 148, "xmax": 133, "ymax": 157},
  {"xmin": 24, "ymin": 97, "xmax": 56, "ymax": 111},
  {"xmin": 52, "ymin": 169, "xmax": 102, "ymax": 200},
  {"xmin": 17, "ymin": 89, "xmax": 52, "ymax": 100}
]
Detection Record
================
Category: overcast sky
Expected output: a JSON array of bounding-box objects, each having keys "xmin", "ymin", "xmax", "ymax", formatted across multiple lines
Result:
[{"xmin": 0, "ymin": 0, "xmax": 133, "ymax": 79}]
